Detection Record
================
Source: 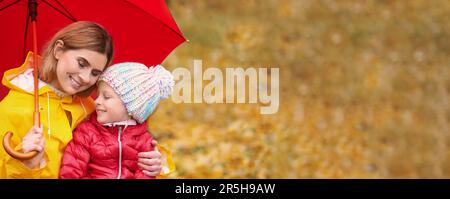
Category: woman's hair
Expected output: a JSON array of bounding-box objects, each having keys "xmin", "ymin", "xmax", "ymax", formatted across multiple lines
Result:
[{"xmin": 40, "ymin": 21, "xmax": 114, "ymax": 97}]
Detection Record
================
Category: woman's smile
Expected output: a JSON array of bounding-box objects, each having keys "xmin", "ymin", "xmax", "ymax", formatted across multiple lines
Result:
[{"xmin": 69, "ymin": 75, "xmax": 81, "ymax": 90}]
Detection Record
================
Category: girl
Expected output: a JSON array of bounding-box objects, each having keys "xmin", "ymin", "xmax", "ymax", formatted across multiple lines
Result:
[
  {"xmin": 0, "ymin": 21, "xmax": 169, "ymax": 178},
  {"xmin": 60, "ymin": 63, "xmax": 173, "ymax": 179}
]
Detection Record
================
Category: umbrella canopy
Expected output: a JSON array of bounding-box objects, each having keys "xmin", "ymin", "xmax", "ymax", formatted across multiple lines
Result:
[
  {"xmin": 0, "ymin": 0, "xmax": 186, "ymax": 160},
  {"xmin": 0, "ymin": 0, "xmax": 187, "ymax": 99}
]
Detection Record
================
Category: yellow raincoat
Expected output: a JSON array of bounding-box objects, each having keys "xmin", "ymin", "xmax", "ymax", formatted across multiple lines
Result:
[
  {"xmin": 0, "ymin": 52, "xmax": 96, "ymax": 178},
  {"xmin": 0, "ymin": 52, "xmax": 174, "ymax": 178}
]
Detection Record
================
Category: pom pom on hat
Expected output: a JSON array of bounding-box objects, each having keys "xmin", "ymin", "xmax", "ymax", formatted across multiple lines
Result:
[{"xmin": 148, "ymin": 65, "xmax": 174, "ymax": 100}]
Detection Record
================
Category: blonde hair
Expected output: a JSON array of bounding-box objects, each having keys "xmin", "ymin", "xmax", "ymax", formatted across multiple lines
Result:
[{"xmin": 40, "ymin": 21, "xmax": 114, "ymax": 97}]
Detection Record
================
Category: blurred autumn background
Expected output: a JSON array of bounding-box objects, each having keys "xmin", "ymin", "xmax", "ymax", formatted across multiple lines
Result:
[{"xmin": 150, "ymin": 0, "xmax": 450, "ymax": 178}]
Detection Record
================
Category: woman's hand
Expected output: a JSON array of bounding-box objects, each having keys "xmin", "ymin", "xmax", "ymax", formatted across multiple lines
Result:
[
  {"xmin": 137, "ymin": 140, "xmax": 162, "ymax": 177},
  {"xmin": 21, "ymin": 125, "xmax": 45, "ymax": 169}
]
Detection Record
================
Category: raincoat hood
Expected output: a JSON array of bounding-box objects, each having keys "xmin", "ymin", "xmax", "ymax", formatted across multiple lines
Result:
[{"xmin": 2, "ymin": 52, "xmax": 73, "ymax": 102}]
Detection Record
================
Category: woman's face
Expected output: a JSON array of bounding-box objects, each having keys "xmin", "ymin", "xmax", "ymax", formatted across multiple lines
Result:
[{"xmin": 53, "ymin": 48, "xmax": 107, "ymax": 95}]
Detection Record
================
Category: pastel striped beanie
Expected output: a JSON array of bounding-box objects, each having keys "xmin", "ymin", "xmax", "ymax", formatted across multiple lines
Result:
[{"xmin": 99, "ymin": 62, "xmax": 174, "ymax": 123}]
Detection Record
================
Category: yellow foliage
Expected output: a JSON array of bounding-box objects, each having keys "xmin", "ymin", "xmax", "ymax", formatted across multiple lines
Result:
[{"xmin": 156, "ymin": 0, "xmax": 450, "ymax": 178}]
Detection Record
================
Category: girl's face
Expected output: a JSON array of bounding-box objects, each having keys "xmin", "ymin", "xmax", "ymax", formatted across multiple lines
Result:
[
  {"xmin": 53, "ymin": 47, "xmax": 107, "ymax": 95},
  {"xmin": 94, "ymin": 81, "xmax": 129, "ymax": 124}
]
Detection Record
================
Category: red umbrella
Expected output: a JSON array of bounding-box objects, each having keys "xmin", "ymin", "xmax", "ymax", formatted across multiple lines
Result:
[
  {"xmin": 0, "ymin": 0, "xmax": 186, "ymax": 98},
  {"xmin": 0, "ymin": 0, "xmax": 186, "ymax": 159}
]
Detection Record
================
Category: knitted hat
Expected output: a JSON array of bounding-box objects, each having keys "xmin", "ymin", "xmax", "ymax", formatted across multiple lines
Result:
[{"xmin": 99, "ymin": 62, "xmax": 174, "ymax": 123}]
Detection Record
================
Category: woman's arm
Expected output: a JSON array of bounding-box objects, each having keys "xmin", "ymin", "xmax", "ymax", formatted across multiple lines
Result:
[{"xmin": 137, "ymin": 139, "xmax": 175, "ymax": 178}]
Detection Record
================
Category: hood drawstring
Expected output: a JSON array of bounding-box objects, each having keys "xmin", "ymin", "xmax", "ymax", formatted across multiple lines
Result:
[{"xmin": 46, "ymin": 92, "xmax": 51, "ymax": 139}]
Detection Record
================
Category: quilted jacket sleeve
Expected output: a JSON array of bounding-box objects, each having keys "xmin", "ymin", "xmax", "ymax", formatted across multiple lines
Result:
[
  {"xmin": 59, "ymin": 124, "xmax": 91, "ymax": 179},
  {"xmin": 134, "ymin": 132, "xmax": 155, "ymax": 179}
]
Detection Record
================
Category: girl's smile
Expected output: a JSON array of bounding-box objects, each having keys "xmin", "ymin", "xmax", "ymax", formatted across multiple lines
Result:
[{"xmin": 94, "ymin": 81, "xmax": 130, "ymax": 124}]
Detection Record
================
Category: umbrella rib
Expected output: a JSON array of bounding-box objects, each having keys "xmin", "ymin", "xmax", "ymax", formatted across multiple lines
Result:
[
  {"xmin": 41, "ymin": 0, "xmax": 76, "ymax": 22},
  {"xmin": 53, "ymin": 0, "xmax": 77, "ymax": 21},
  {"xmin": 122, "ymin": 0, "xmax": 186, "ymax": 41},
  {"xmin": 0, "ymin": 0, "xmax": 20, "ymax": 12}
]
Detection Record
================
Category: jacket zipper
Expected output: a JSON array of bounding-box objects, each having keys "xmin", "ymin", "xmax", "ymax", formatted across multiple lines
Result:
[{"xmin": 117, "ymin": 126, "xmax": 123, "ymax": 179}]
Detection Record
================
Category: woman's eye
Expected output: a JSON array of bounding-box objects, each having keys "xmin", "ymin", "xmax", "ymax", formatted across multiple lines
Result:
[{"xmin": 78, "ymin": 61, "xmax": 85, "ymax": 68}]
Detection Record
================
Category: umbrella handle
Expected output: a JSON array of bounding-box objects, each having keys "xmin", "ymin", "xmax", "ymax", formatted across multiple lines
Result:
[{"xmin": 2, "ymin": 132, "xmax": 38, "ymax": 160}]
